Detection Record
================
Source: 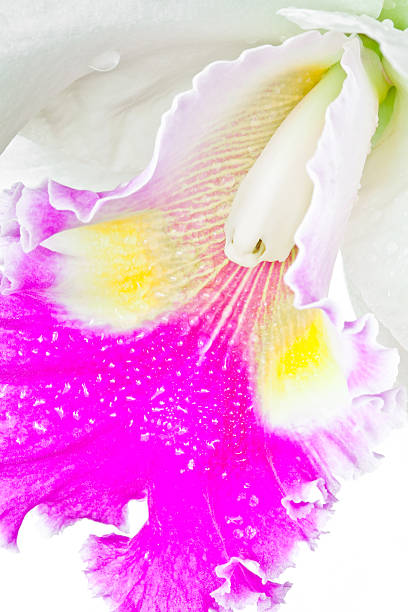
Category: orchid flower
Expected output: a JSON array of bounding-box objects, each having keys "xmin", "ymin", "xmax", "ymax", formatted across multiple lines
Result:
[{"xmin": 1, "ymin": 1, "xmax": 408, "ymax": 611}]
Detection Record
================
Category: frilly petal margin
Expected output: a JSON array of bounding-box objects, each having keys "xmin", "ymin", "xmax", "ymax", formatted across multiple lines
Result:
[
  {"xmin": 0, "ymin": 30, "xmax": 406, "ymax": 612},
  {"xmin": 285, "ymin": 36, "xmax": 379, "ymax": 313},
  {"xmin": 279, "ymin": 31, "xmax": 405, "ymax": 485},
  {"xmin": 7, "ymin": 30, "xmax": 346, "ymax": 254},
  {"xmin": 280, "ymin": 7, "xmax": 408, "ymax": 358},
  {"xmin": 0, "ymin": 293, "xmax": 149, "ymax": 546}
]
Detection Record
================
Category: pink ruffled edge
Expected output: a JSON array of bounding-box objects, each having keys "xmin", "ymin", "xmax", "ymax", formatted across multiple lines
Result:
[{"xmin": 0, "ymin": 29, "xmax": 406, "ymax": 612}]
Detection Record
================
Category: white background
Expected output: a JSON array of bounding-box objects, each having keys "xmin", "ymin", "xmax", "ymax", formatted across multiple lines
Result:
[
  {"xmin": 1, "ymin": 261, "xmax": 407, "ymax": 611},
  {"xmin": 0, "ymin": 429, "xmax": 407, "ymax": 611}
]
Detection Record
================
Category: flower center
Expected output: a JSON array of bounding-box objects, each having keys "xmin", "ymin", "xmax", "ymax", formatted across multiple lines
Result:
[
  {"xmin": 224, "ymin": 62, "xmax": 346, "ymax": 268},
  {"xmin": 224, "ymin": 45, "xmax": 389, "ymax": 269}
]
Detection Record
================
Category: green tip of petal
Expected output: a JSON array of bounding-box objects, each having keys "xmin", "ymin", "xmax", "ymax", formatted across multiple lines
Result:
[
  {"xmin": 371, "ymin": 85, "xmax": 397, "ymax": 147},
  {"xmin": 359, "ymin": 34, "xmax": 382, "ymax": 57},
  {"xmin": 380, "ymin": 0, "xmax": 408, "ymax": 30},
  {"xmin": 361, "ymin": 46, "xmax": 391, "ymax": 103}
]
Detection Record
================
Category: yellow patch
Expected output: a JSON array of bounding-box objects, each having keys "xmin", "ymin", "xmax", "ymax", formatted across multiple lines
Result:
[
  {"xmin": 275, "ymin": 317, "xmax": 331, "ymax": 385},
  {"xmin": 256, "ymin": 300, "xmax": 348, "ymax": 429},
  {"xmin": 74, "ymin": 214, "xmax": 168, "ymax": 313},
  {"xmin": 46, "ymin": 210, "xmax": 199, "ymax": 329},
  {"xmin": 43, "ymin": 64, "xmax": 331, "ymax": 334}
]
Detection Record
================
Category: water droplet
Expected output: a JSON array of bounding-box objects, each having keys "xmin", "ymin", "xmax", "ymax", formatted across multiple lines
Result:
[
  {"xmin": 249, "ymin": 495, "xmax": 259, "ymax": 507},
  {"xmin": 245, "ymin": 525, "xmax": 257, "ymax": 539},
  {"xmin": 89, "ymin": 50, "xmax": 121, "ymax": 72}
]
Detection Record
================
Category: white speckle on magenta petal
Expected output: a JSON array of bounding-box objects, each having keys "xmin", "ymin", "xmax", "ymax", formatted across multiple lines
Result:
[
  {"xmin": 245, "ymin": 525, "xmax": 257, "ymax": 540},
  {"xmin": 249, "ymin": 495, "xmax": 259, "ymax": 507}
]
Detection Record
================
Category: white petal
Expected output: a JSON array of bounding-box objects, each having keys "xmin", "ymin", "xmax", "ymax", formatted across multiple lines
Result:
[
  {"xmin": 345, "ymin": 277, "xmax": 408, "ymax": 385},
  {"xmin": 343, "ymin": 87, "xmax": 408, "ymax": 350},
  {"xmin": 285, "ymin": 37, "xmax": 380, "ymax": 310},
  {"xmin": 1, "ymin": 0, "xmax": 384, "ymax": 191},
  {"xmin": 279, "ymin": 7, "xmax": 408, "ymax": 358},
  {"xmin": 279, "ymin": 8, "xmax": 408, "ymax": 80}
]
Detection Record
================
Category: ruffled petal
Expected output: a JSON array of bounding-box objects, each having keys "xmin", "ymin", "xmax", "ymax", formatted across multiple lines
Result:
[
  {"xmin": 0, "ymin": 293, "xmax": 149, "ymax": 545},
  {"xmin": 3, "ymin": 31, "xmax": 346, "ymax": 332},
  {"xmin": 0, "ymin": 26, "xmax": 404, "ymax": 612},
  {"xmin": 345, "ymin": 73, "xmax": 408, "ymax": 354},
  {"xmin": 3, "ymin": 278, "xmax": 401, "ymax": 606},
  {"xmin": 285, "ymin": 36, "xmax": 379, "ymax": 309},
  {"xmin": 8, "ymin": 31, "xmax": 345, "ymax": 251},
  {"xmin": 279, "ymin": 9, "xmax": 408, "ymax": 80},
  {"xmin": 346, "ymin": 280, "xmax": 408, "ymax": 385},
  {"xmin": 82, "ymin": 376, "xmax": 404, "ymax": 612},
  {"xmin": 0, "ymin": 0, "xmax": 381, "ymax": 192},
  {"xmin": 280, "ymin": 7, "xmax": 408, "ymax": 357}
]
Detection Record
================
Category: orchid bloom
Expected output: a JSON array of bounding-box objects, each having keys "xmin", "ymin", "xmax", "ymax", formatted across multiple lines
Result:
[{"xmin": 1, "ymin": 1, "xmax": 408, "ymax": 611}]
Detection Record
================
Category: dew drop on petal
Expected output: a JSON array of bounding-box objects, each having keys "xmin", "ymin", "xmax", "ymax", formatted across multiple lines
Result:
[
  {"xmin": 89, "ymin": 50, "xmax": 121, "ymax": 72},
  {"xmin": 249, "ymin": 495, "xmax": 259, "ymax": 507},
  {"xmin": 245, "ymin": 525, "xmax": 257, "ymax": 540}
]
